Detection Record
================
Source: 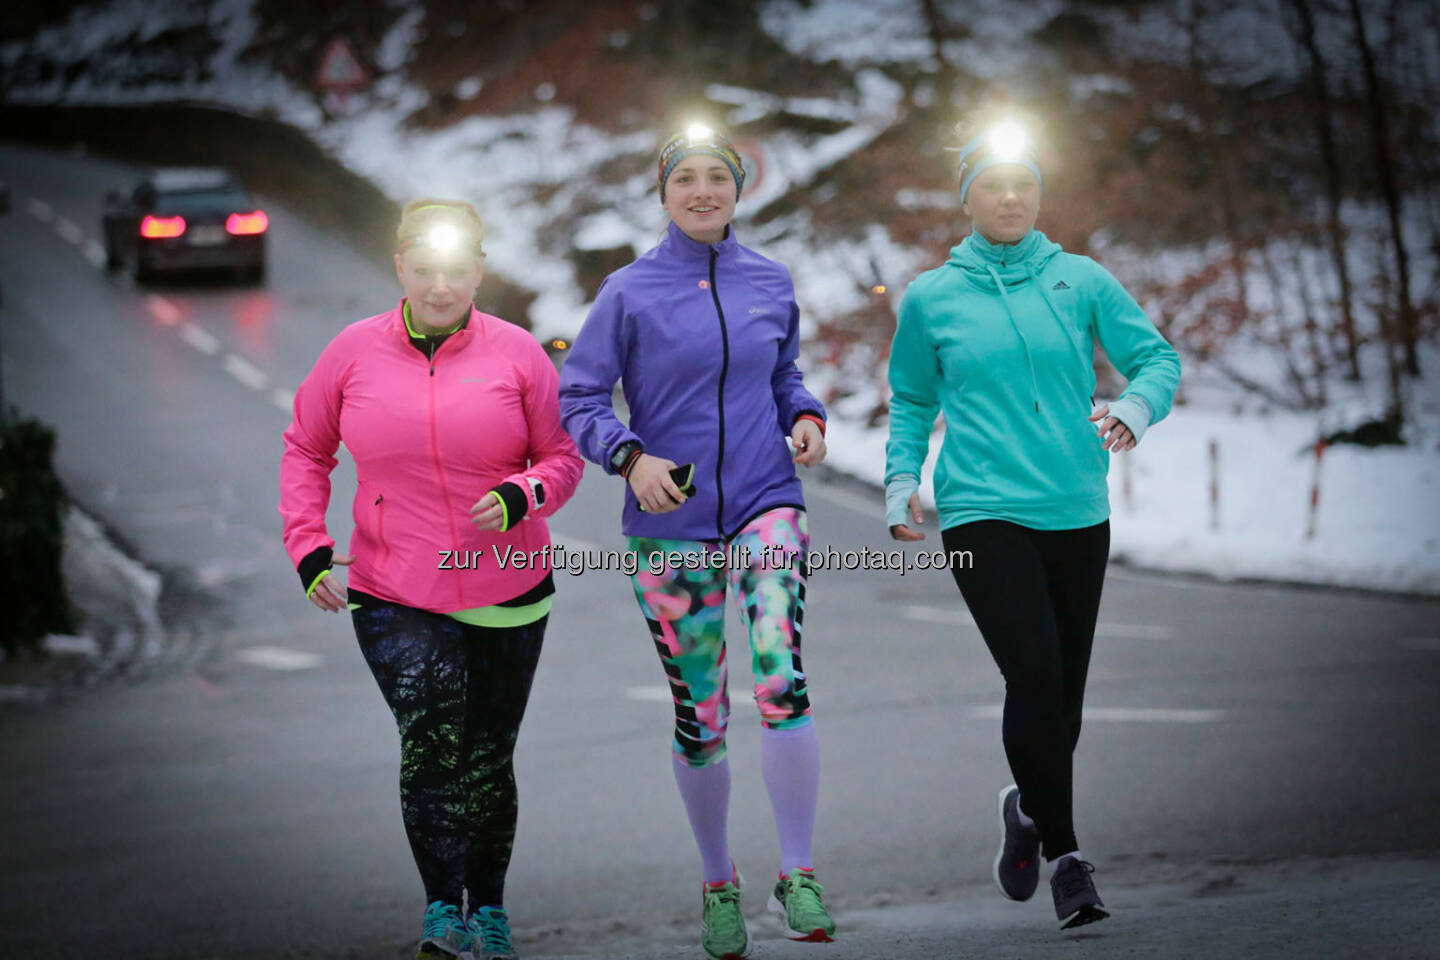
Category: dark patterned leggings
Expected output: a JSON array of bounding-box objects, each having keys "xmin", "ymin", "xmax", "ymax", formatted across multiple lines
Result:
[{"xmin": 351, "ymin": 600, "xmax": 545, "ymax": 908}]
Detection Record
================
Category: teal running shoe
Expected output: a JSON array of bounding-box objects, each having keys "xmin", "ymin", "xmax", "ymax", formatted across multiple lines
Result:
[
  {"xmin": 416, "ymin": 900, "xmax": 469, "ymax": 959},
  {"xmin": 768, "ymin": 868, "xmax": 836, "ymax": 942},
  {"xmin": 700, "ymin": 879, "xmax": 749, "ymax": 960},
  {"xmin": 466, "ymin": 904, "xmax": 518, "ymax": 960}
]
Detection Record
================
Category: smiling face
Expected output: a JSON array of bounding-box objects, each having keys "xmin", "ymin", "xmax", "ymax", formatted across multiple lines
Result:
[
  {"xmin": 662, "ymin": 156, "xmax": 737, "ymax": 245},
  {"xmin": 393, "ymin": 245, "xmax": 484, "ymax": 333},
  {"xmin": 962, "ymin": 163, "xmax": 1040, "ymax": 245}
]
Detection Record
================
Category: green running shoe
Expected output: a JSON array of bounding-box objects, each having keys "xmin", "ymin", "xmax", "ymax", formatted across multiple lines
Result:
[
  {"xmin": 700, "ymin": 879, "xmax": 749, "ymax": 960},
  {"xmin": 416, "ymin": 901, "xmax": 469, "ymax": 959},
  {"xmin": 467, "ymin": 904, "xmax": 518, "ymax": 959},
  {"xmin": 768, "ymin": 868, "xmax": 836, "ymax": 942}
]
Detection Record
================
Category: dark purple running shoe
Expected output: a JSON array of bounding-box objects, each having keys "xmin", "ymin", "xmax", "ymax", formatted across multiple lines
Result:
[
  {"xmin": 993, "ymin": 784, "xmax": 1042, "ymax": 901},
  {"xmin": 1050, "ymin": 856, "xmax": 1110, "ymax": 930}
]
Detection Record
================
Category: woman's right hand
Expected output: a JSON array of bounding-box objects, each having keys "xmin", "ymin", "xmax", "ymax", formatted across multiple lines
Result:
[
  {"xmin": 889, "ymin": 493, "xmax": 927, "ymax": 541},
  {"xmin": 308, "ymin": 553, "xmax": 355, "ymax": 612},
  {"xmin": 628, "ymin": 453, "xmax": 687, "ymax": 514}
]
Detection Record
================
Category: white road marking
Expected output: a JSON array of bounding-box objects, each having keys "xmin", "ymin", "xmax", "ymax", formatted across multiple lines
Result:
[
  {"xmin": 26, "ymin": 198, "xmax": 53, "ymax": 222},
  {"xmin": 223, "ymin": 354, "xmax": 268, "ymax": 391},
  {"xmin": 968, "ymin": 704, "xmax": 1225, "ymax": 723},
  {"xmin": 902, "ymin": 603, "xmax": 975, "ymax": 626},
  {"xmin": 145, "ymin": 294, "xmax": 181, "ymax": 326},
  {"xmin": 234, "ymin": 646, "xmax": 323, "ymax": 671},
  {"xmin": 178, "ymin": 323, "xmax": 220, "ymax": 355},
  {"xmin": 1096, "ymin": 623, "xmax": 1178, "ymax": 640},
  {"xmin": 270, "ymin": 387, "xmax": 295, "ymax": 412},
  {"xmin": 901, "ymin": 604, "xmax": 1174, "ymax": 639},
  {"xmin": 195, "ymin": 560, "xmax": 263, "ymax": 587},
  {"xmin": 625, "ymin": 685, "xmax": 674, "ymax": 702},
  {"xmin": 55, "ymin": 217, "xmax": 85, "ymax": 245},
  {"xmin": 83, "ymin": 240, "xmax": 107, "ymax": 268},
  {"xmin": 0, "ymin": 685, "xmax": 47, "ymax": 704}
]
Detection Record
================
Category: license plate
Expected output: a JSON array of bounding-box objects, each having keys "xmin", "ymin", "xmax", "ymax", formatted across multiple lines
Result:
[{"xmin": 189, "ymin": 226, "xmax": 227, "ymax": 247}]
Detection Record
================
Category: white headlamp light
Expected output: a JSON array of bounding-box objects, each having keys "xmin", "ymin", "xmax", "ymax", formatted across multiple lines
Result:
[
  {"xmin": 424, "ymin": 224, "xmax": 464, "ymax": 253},
  {"xmin": 986, "ymin": 122, "xmax": 1030, "ymax": 161}
]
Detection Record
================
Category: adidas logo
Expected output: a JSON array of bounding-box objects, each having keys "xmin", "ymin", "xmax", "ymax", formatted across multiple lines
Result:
[{"xmin": 1052, "ymin": 280, "xmax": 1070, "ymax": 290}]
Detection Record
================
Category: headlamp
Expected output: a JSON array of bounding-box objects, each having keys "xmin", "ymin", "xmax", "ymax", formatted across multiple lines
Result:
[
  {"xmin": 685, "ymin": 123, "xmax": 716, "ymax": 146},
  {"xmin": 424, "ymin": 224, "xmax": 463, "ymax": 253},
  {"xmin": 985, "ymin": 122, "xmax": 1030, "ymax": 161},
  {"xmin": 956, "ymin": 120, "xmax": 1042, "ymax": 202}
]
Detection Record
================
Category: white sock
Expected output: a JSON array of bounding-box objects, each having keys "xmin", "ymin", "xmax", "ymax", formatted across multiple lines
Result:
[
  {"xmin": 1015, "ymin": 796, "xmax": 1037, "ymax": 830},
  {"xmin": 1051, "ymin": 850, "xmax": 1083, "ymax": 875}
]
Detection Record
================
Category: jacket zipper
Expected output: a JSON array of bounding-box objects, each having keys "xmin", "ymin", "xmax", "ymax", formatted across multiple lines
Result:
[
  {"xmin": 708, "ymin": 247, "xmax": 730, "ymax": 538},
  {"xmin": 423, "ymin": 337, "xmax": 466, "ymax": 609},
  {"xmin": 373, "ymin": 494, "xmax": 389, "ymax": 566}
]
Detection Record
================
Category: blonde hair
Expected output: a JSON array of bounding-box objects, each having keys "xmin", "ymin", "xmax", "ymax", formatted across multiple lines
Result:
[{"xmin": 395, "ymin": 198, "xmax": 486, "ymax": 256}]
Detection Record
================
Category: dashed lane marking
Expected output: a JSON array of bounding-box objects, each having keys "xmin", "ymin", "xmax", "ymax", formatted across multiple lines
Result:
[
  {"xmin": 223, "ymin": 354, "xmax": 268, "ymax": 391},
  {"xmin": 270, "ymin": 387, "xmax": 295, "ymax": 412},
  {"xmin": 234, "ymin": 646, "xmax": 324, "ymax": 671},
  {"xmin": 55, "ymin": 217, "xmax": 85, "ymax": 245},
  {"xmin": 968, "ymin": 704, "xmax": 1225, "ymax": 723},
  {"xmin": 26, "ymin": 198, "xmax": 53, "ymax": 222},
  {"xmin": 624, "ymin": 685, "xmax": 673, "ymax": 702},
  {"xmin": 902, "ymin": 604, "xmax": 1175, "ymax": 639},
  {"xmin": 178, "ymin": 323, "xmax": 221, "ymax": 355},
  {"xmin": 83, "ymin": 239, "xmax": 107, "ymax": 268},
  {"xmin": 145, "ymin": 294, "xmax": 182, "ymax": 326},
  {"xmin": 902, "ymin": 603, "xmax": 975, "ymax": 626}
]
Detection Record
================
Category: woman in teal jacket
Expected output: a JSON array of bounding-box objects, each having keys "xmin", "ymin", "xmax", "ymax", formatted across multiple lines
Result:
[{"xmin": 885, "ymin": 118, "xmax": 1180, "ymax": 932}]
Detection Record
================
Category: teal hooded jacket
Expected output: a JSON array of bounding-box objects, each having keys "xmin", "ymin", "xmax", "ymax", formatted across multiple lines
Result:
[{"xmin": 885, "ymin": 229, "xmax": 1181, "ymax": 531}]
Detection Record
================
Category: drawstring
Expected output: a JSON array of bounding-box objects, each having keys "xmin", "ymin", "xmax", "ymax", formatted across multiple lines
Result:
[
  {"xmin": 1030, "ymin": 263, "xmax": 1089, "ymax": 365},
  {"xmin": 987, "ymin": 265, "xmax": 1041, "ymax": 413}
]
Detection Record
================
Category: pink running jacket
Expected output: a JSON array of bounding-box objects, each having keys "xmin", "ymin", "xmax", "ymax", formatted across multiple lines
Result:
[{"xmin": 280, "ymin": 301, "xmax": 585, "ymax": 612}]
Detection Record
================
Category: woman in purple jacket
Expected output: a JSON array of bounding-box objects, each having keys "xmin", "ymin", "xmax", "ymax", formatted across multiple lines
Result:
[{"xmin": 559, "ymin": 124, "xmax": 835, "ymax": 959}]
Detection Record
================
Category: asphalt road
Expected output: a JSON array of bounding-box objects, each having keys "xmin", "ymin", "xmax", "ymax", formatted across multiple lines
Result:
[{"xmin": 1, "ymin": 140, "xmax": 1438, "ymax": 959}]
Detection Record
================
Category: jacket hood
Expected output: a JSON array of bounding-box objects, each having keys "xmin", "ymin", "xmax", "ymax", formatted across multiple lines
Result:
[{"xmin": 946, "ymin": 229, "xmax": 1064, "ymax": 290}]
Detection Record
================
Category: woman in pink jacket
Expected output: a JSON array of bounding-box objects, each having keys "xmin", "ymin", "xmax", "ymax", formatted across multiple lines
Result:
[{"xmin": 279, "ymin": 199, "xmax": 583, "ymax": 960}]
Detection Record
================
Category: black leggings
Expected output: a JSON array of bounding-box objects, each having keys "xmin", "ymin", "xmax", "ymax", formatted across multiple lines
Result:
[
  {"xmin": 351, "ymin": 600, "xmax": 545, "ymax": 908},
  {"xmin": 942, "ymin": 520, "xmax": 1109, "ymax": 859}
]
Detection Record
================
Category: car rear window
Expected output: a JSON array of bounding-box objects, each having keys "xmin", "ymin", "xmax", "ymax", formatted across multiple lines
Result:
[{"xmin": 154, "ymin": 189, "xmax": 252, "ymax": 213}]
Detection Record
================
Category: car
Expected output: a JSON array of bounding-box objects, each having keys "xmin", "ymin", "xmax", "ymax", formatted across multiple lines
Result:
[{"xmin": 102, "ymin": 168, "xmax": 267, "ymax": 284}]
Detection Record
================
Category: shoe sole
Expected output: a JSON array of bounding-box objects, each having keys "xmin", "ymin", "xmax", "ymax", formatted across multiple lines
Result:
[
  {"xmin": 767, "ymin": 893, "xmax": 836, "ymax": 943},
  {"xmin": 993, "ymin": 784, "xmax": 1038, "ymax": 902},
  {"xmin": 1058, "ymin": 903, "xmax": 1111, "ymax": 930}
]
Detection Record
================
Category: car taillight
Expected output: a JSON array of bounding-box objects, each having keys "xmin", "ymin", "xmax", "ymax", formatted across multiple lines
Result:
[
  {"xmin": 226, "ymin": 210, "xmax": 269, "ymax": 235},
  {"xmin": 140, "ymin": 215, "xmax": 186, "ymax": 238}
]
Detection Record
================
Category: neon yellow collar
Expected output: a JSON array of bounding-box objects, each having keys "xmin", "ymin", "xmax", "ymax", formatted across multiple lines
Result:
[{"xmin": 403, "ymin": 300, "xmax": 466, "ymax": 338}]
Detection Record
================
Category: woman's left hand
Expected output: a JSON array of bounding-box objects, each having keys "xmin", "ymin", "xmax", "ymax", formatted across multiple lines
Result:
[
  {"xmin": 470, "ymin": 492, "xmax": 505, "ymax": 531},
  {"xmin": 1089, "ymin": 405, "xmax": 1136, "ymax": 452},
  {"xmin": 791, "ymin": 419, "xmax": 827, "ymax": 468}
]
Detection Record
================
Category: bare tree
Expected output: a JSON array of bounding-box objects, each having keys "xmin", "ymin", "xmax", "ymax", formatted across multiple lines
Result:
[
  {"xmin": 1347, "ymin": 0, "xmax": 1421, "ymax": 379},
  {"xmin": 1283, "ymin": 0, "xmax": 1362, "ymax": 380}
]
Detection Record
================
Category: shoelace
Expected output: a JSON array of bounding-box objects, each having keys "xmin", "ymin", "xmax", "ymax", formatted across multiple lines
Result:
[
  {"xmin": 471, "ymin": 908, "xmax": 513, "ymax": 952},
  {"xmin": 1054, "ymin": 860, "xmax": 1097, "ymax": 900},
  {"xmin": 703, "ymin": 886, "xmax": 744, "ymax": 936},
  {"xmin": 423, "ymin": 903, "xmax": 464, "ymax": 937},
  {"xmin": 787, "ymin": 873, "xmax": 827, "ymax": 916}
]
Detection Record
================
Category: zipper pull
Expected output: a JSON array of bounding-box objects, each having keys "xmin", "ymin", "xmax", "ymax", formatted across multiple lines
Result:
[{"xmin": 375, "ymin": 494, "xmax": 383, "ymax": 505}]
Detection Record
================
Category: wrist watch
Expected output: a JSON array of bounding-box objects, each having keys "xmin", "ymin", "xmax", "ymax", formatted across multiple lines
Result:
[{"xmin": 610, "ymin": 440, "xmax": 642, "ymax": 474}]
